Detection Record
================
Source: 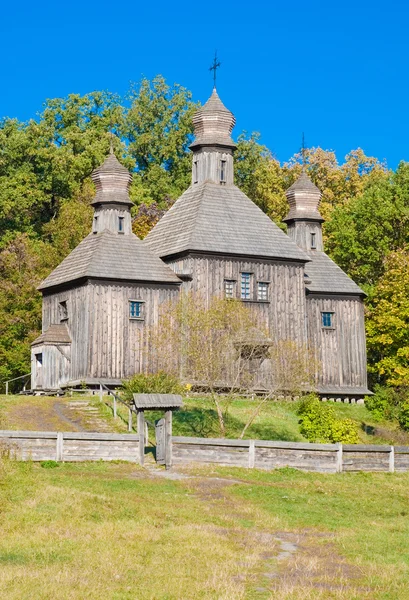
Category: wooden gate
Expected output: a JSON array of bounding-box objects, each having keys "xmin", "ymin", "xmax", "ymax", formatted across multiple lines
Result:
[{"xmin": 155, "ymin": 418, "xmax": 166, "ymax": 465}]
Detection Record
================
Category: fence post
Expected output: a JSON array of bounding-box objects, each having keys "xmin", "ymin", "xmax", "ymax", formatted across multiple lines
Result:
[
  {"xmin": 99, "ymin": 383, "xmax": 103, "ymax": 402},
  {"xmin": 248, "ymin": 440, "xmax": 255, "ymax": 468},
  {"xmin": 113, "ymin": 394, "xmax": 117, "ymax": 419},
  {"xmin": 5, "ymin": 381, "xmax": 8, "ymax": 396},
  {"xmin": 336, "ymin": 443, "xmax": 343, "ymax": 473},
  {"xmin": 389, "ymin": 446, "xmax": 395, "ymax": 473},
  {"xmin": 137, "ymin": 410, "xmax": 145, "ymax": 466},
  {"xmin": 56, "ymin": 432, "xmax": 64, "ymax": 462},
  {"xmin": 128, "ymin": 408, "xmax": 132, "ymax": 432}
]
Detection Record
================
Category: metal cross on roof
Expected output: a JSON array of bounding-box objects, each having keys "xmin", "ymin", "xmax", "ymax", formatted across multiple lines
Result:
[
  {"xmin": 301, "ymin": 132, "xmax": 306, "ymax": 171},
  {"xmin": 209, "ymin": 51, "xmax": 221, "ymax": 87}
]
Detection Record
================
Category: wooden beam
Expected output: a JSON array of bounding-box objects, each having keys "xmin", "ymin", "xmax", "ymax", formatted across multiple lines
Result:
[
  {"xmin": 165, "ymin": 410, "xmax": 172, "ymax": 469},
  {"xmin": 137, "ymin": 410, "xmax": 145, "ymax": 466}
]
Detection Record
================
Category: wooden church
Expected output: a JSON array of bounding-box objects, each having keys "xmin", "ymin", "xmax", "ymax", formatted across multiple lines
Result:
[{"xmin": 31, "ymin": 88, "xmax": 369, "ymax": 399}]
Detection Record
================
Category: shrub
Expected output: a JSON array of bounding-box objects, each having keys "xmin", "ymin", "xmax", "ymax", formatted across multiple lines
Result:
[
  {"xmin": 398, "ymin": 401, "xmax": 409, "ymax": 431},
  {"xmin": 297, "ymin": 394, "xmax": 359, "ymax": 444},
  {"xmin": 365, "ymin": 385, "xmax": 402, "ymax": 422},
  {"xmin": 121, "ymin": 372, "xmax": 184, "ymax": 403},
  {"xmin": 40, "ymin": 460, "xmax": 59, "ymax": 469}
]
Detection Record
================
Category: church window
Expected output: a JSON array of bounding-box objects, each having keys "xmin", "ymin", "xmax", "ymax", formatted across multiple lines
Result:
[
  {"xmin": 59, "ymin": 300, "xmax": 68, "ymax": 322},
  {"xmin": 257, "ymin": 282, "xmax": 269, "ymax": 301},
  {"xmin": 224, "ymin": 279, "xmax": 236, "ymax": 299},
  {"xmin": 129, "ymin": 300, "xmax": 144, "ymax": 320},
  {"xmin": 93, "ymin": 216, "xmax": 98, "ymax": 233},
  {"xmin": 311, "ymin": 232, "xmax": 316, "ymax": 249},
  {"xmin": 321, "ymin": 312, "xmax": 334, "ymax": 328},
  {"xmin": 118, "ymin": 216, "xmax": 124, "ymax": 233},
  {"xmin": 220, "ymin": 160, "xmax": 226, "ymax": 183},
  {"xmin": 241, "ymin": 273, "xmax": 252, "ymax": 300},
  {"xmin": 193, "ymin": 160, "xmax": 199, "ymax": 183}
]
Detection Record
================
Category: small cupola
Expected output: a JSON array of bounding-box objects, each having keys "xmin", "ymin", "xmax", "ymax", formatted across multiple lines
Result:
[
  {"xmin": 90, "ymin": 150, "xmax": 133, "ymax": 235},
  {"xmin": 284, "ymin": 172, "xmax": 324, "ymax": 252},
  {"xmin": 189, "ymin": 89, "xmax": 236, "ymax": 186}
]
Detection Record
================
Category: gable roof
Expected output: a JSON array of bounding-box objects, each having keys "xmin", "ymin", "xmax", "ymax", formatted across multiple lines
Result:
[
  {"xmin": 39, "ymin": 230, "xmax": 181, "ymax": 291},
  {"xmin": 144, "ymin": 182, "xmax": 309, "ymax": 262},
  {"xmin": 304, "ymin": 251, "xmax": 365, "ymax": 295},
  {"xmin": 32, "ymin": 324, "xmax": 71, "ymax": 346}
]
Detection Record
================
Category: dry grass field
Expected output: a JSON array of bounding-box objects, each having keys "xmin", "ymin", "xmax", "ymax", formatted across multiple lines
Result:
[{"xmin": 1, "ymin": 452, "xmax": 408, "ymax": 599}]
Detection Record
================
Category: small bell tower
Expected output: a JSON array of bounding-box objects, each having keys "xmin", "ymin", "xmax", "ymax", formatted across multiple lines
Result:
[
  {"xmin": 283, "ymin": 171, "xmax": 324, "ymax": 252},
  {"xmin": 90, "ymin": 149, "xmax": 133, "ymax": 235},
  {"xmin": 189, "ymin": 88, "xmax": 236, "ymax": 186}
]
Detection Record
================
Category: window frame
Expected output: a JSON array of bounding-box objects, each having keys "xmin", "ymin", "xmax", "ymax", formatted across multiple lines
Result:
[
  {"xmin": 118, "ymin": 216, "xmax": 125, "ymax": 233},
  {"xmin": 129, "ymin": 300, "xmax": 145, "ymax": 321},
  {"xmin": 224, "ymin": 279, "xmax": 236, "ymax": 299},
  {"xmin": 93, "ymin": 215, "xmax": 98, "ymax": 234},
  {"xmin": 59, "ymin": 300, "xmax": 68, "ymax": 322},
  {"xmin": 257, "ymin": 281, "xmax": 269, "ymax": 302},
  {"xmin": 311, "ymin": 232, "xmax": 317, "ymax": 249},
  {"xmin": 220, "ymin": 159, "xmax": 227, "ymax": 183},
  {"xmin": 35, "ymin": 353, "xmax": 43, "ymax": 367},
  {"xmin": 240, "ymin": 272, "xmax": 253, "ymax": 300},
  {"xmin": 321, "ymin": 311, "xmax": 335, "ymax": 329},
  {"xmin": 193, "ymin": 160, "xmax": 199, "ymax": 184}
]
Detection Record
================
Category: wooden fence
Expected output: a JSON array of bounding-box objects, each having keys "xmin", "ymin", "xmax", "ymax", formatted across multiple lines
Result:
[
  {"xmin": 172, "ymin": 437, "xmax": 409, "ymax": 473},
  {"xmin": 1, "ymin": 430, "xmax": 409, "ymax": 473},
  {"xmin": 0, "ymin": 431, "xmax": 140, "ymax": 463}
]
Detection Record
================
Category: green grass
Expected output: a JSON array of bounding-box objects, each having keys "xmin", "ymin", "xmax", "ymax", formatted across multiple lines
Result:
[{"xmin": 1, "ymin": 455, "xmax": 409, "ymax": 599}]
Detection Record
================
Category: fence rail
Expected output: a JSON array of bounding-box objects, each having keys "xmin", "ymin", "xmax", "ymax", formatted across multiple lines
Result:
[
  {"xmin": 0, "ymin": 430, "xmax": 140, "ymax": 463},
  {"xmin": 1, "ymin": 430, "xmax": 409, "ymax": 472},
  {"xmin": 5, "ymin": 373, "xmax": 31, "ymax": 395}
]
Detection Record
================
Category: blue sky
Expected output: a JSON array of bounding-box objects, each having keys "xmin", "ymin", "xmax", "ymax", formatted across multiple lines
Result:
[{"xmin": 1, "ymin": 0, "xmax": 408, "ymax": 168}]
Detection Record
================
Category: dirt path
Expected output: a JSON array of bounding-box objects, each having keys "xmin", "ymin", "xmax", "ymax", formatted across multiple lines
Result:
[
  {"xmin": 140, "ymin": 464, "xmax": 370, "ymax": 598},
  {"xmin": 4, "ymin": 398, "xmax": 115, "ymax": 432}
]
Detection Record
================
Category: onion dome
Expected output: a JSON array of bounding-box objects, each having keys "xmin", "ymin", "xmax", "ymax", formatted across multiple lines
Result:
[
  {"xmin": 190, "ymin": 88, "xmax": 236, "ymax": 150},
  {"xmin": 284, "ymin": 172, "xmax": 323, "ymax": 222},
  {"xmin": 91, "ymin": 152, "xmax": 133, "ymax": 207}
]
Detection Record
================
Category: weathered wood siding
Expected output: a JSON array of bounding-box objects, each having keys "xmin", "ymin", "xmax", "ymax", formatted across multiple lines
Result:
[
  {"xmin": 0, "ymin": 431, "xmax": 140, "ymax": 462},
  {"xmin": 306, "ymin": 295, "xmax": 367, "ymax": 391},
  {"xmin": 31, "ymin": 344, "xmax": 70, "ymax": 390},
  {"xmin": 42, "ymin": 281, "xmax": 179, "ymax": 386},
  {"xmin": 42, "ymin": 284, "xmax": 90, "ymax": 382},
  {"xmin": 167, "ymin": 254, "xmax": 307, "ymax": 346},
  {"xmin": 86, "ymin": 281, "xmax": 179, "ymax": 380}
]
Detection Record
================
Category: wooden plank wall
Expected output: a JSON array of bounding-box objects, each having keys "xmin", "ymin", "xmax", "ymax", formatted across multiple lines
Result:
[
  {"xmin": 306, "ymin": 295, "xmax": 367, "ymax": 391},
  {"xmin": 172, "ymin": 437, "xmax": 409, "ymax": 474},
  {"xmin": 167, "ymin": 254, "xmax": 308, "ymax": 346},
  {"xmin": 0, "ymin": 431, "xmax": 140, "ymax": 463},
  {"xmin": 1, "ymin": 431, "xmax": 409, "ymax": 472},
  {"xmin": 43, "ymin": 281, "xmax": 179, "ymax": 384}
]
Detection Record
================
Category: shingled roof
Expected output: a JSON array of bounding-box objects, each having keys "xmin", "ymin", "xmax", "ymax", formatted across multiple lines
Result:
[
  {"xmin": 32, "ymin": 324, "xmax": 71, "ymax": 346},
  {"xmin": 144, "ymin": 182, "xmax": 309, "ymax": 262},
  {"xmin": 39, "ymin": 230, "xmax": 181, "ymax": 291},
  {"xmin": 190, "ymin": 88, "xmax": 236, "ymax": 149},
  {"xmin": 304, "ymin": 251, "xmax": 365, "ymax": 295}
]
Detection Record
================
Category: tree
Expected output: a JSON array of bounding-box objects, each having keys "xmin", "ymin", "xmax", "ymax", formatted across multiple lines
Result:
[{"xmin": 366, "ymin": 247, "xmax": 409, "ymax": 386}]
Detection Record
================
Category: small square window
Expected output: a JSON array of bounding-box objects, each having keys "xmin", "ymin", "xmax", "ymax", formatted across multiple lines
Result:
[
  {"xmin": 311, "ymin": 232, "xmax": 316, "ymax": 249},
  {"xmin": 224, "ymin": 279, "xmax": 236, "ymax": 299},
  {"xmin": 35, "ymin": 353, "xmax": 43, "ymax": 367},
  {"xmin": 321, "ymin": 312, "xmax": 334, "ymax": 328},
  {"xmin": 257, "ymin": 282, "xmax": 269, "ymax": 301},
  {"xmin": 118, "ymin": 216, "xmax": 125, "ymax": 233},
  {"xmin": 59, "ymin": 301, "xmax": 68, "ymax": 322},
  {"xmin": 241, "ymin": 273, "xmax": 252, "ymax": 300},
  {"xmin": 129, "ymin": 300, "xmax": 144, "ymax": 319}
]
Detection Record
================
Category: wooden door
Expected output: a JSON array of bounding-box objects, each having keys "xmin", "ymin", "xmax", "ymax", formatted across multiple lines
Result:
[{"xmin": 155, "ymin": 418, "xmax": 166, "ymax": 464}]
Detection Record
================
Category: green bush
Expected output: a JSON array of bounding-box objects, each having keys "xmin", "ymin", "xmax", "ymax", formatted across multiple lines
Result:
[
  {"xmin": 40, "ymin": 460, "xmax": 59, "ymax": 469},
  {"xmin": 121, "ymin": 372, "xmax": 184, "ymax": 403},
  {"xmin": 297, "ymin": 394, "xmax": 359, "ymax": 444},
  {"xmin": 365, "ymin": 385, "xmax": 402, "ymax": 422},
  {"xmin": 398, "ymin": 401, "xmax": 409, "ymax": 431}
]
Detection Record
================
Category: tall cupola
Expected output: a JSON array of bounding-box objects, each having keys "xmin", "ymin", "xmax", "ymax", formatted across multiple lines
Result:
[
  {"xmin": 91, "ymin": 150, "xmax": 133, "ymax": 235},
  {"xmin": 283, "ymin": 172, "xmax": 324, "ymax": 252},
  {"xmin": 189, "ymin": 88, "xmax": 236, "ymax": 185}
]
